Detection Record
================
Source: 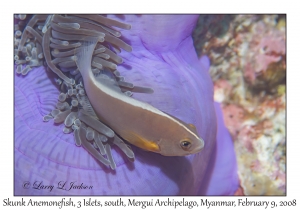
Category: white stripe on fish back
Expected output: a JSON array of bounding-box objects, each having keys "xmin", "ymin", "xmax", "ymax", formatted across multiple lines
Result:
[{"xmin": 90, "ymin": 74, "xmax": 200, "ymax": 140}]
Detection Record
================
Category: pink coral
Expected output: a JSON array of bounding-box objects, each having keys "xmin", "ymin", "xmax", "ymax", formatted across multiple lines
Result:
[
  {"xmin": 213, "ymin": 79, "xmax": 232, "ymax": 102},
  {"xmin": 237, "ymin": 126, "xmax": 255, "ymax": 153},
  {"xmin": 240, "ymin": 21, "xmax": 286, "ymax": 85},
  {"xmin": 221, "ymin": 104, "xmax": 245, "ymax": 139}
]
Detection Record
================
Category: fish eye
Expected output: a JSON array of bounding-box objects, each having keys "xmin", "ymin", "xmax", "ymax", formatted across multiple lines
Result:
[{"xmin": 180, "ymin": 139, "xmax": 192, "ymax": 150}]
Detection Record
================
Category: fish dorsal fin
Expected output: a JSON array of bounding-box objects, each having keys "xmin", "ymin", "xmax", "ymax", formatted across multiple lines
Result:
[
  {"xmin": 94, "ymin": 74, "xmax": 122, "ymax": 93},
  {"xmin": 162, "ymin": 111, "xmax": 198, "ymax": 135},
  {"xmin": 187, "ymin": 123, "xmax": 198, "ymax": 134}
]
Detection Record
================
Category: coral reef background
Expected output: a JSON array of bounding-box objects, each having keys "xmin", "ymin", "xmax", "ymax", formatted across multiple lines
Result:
[{"xmin": 193, "ymin": 14, "xmax": 286, "ymax": 195}]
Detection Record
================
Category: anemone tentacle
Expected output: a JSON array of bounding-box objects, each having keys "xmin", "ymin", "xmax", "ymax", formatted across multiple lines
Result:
[{"xmin": 14, "ymin": 14, "xmax": 153, "ymax": 169}]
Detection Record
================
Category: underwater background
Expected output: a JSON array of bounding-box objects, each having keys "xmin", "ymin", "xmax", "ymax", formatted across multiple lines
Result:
[{"xmin": 193, "ymin": 14, "xmax": 286, "ymax": 195}]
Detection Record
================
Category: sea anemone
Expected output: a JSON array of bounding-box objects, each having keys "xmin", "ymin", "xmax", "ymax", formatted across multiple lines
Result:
[{"xmin": 14, "ymin": 14, "xmax": 238, "ymax": 195}]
